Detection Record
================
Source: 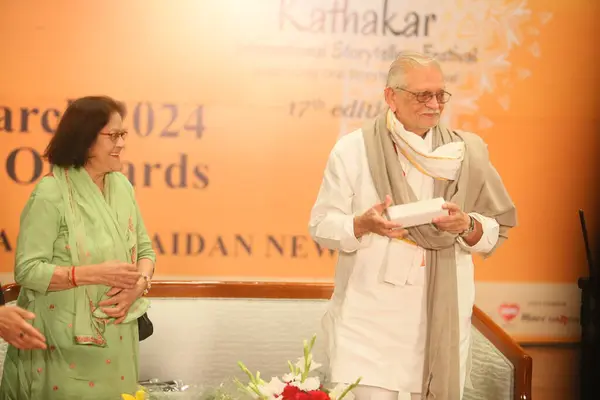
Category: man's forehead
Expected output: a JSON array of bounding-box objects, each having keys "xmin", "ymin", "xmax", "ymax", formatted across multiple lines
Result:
[{"xmin": 404, "ymin": 66, "xmax": 445, "ymax": 90}]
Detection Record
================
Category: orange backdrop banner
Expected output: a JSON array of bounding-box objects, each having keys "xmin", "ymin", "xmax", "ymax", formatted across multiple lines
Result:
[{"xmin": 1, "ymin": 0, "xmax": 599, "ymax": 342}]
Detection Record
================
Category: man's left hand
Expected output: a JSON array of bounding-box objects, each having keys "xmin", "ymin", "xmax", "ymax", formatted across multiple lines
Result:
[
  {"xmin": 432, "ymin": 202, "xmax": 470, "ymax": 234},
  {"xmin": 98, "ymin": 282, "xmax": 145, "ymax": 324}
]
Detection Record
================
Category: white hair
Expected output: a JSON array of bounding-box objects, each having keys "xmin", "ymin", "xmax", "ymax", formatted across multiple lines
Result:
[{"xmin": 385, "ymin": 51, "xmax": 442, "ymax": 88}]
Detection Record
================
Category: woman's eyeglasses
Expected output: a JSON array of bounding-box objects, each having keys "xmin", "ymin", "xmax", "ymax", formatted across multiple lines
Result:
[{"xmin": 99, "ymin": 129, "xmax": 128, "ymax": 142}]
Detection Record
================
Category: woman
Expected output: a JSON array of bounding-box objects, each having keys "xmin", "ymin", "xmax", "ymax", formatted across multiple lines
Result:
[{"xmin": 0, "ymin": 96, "xmax": 156, "ymax": 399}]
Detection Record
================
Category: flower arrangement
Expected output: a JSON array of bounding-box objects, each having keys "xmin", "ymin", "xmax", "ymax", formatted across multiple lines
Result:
[
  {"xmin": 121, "ymin": 387, "xmax": 148, "ymax": 400},
  {"xmin": 234, "ymin": 335, "xmax": 361, "ymax": 400},
  {"xmin": 121, "ymin": 335, "xmax": 359, "ymax": 400}
]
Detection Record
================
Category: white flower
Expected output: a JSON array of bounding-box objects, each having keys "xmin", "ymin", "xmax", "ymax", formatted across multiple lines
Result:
[
  {"xmin": 259, "ymin": 377, "xmax": 286, "ymax": 399},
  {"xmin": 282, "ymin": 373, "xmax": 300, "ymax": 383},
  {"xmin": 291, "ymin": 377, "xmax": 321, "ymax": 392},
  {"xmin": 329, "ymin": 383, "xmax": 355, "ymax": 400},
  {"xmin": 295, "ymin": 356, "xmax": 322, "ymax": 373}
]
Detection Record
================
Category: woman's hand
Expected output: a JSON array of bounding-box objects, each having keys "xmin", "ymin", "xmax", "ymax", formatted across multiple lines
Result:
[
  {"xmin": 98, "ymin": 281, "xmax": 145, "ymax": 324},
  {"xmin": 0, "ymin": 306, "xmax": 47, "ymax": 350},
  {"xmin": 90, "ymin": 261, "xmax": 141, "ymax": 289}
]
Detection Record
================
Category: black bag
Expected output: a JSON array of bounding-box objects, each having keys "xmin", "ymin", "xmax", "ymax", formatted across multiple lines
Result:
[{"xmin": 138, "ymin": 312, "xmax": 153, "ymax": 341}]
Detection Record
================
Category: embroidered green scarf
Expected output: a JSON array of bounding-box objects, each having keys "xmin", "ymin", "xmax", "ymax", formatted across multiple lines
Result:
[{"xmin": 52, "ymin": 166, "xmax": 149, "ymax": 347}]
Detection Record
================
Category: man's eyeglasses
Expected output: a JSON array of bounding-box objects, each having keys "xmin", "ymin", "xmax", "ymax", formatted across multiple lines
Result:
[
  {"xmin": 99, "ymin": 129, "xmax": 128, "ymax": 142},
  {"xmin": 394, "ymin": 88, "xmax": 452, "ymax": 104}
]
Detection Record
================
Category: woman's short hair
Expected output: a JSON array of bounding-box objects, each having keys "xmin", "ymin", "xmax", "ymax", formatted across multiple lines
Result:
[{"xmin": 44, "ymin": 95, "xmax": 126, "ymax": 168}]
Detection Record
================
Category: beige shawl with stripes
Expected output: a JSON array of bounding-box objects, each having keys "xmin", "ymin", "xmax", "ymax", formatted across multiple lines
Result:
[{"xmin": 362, "ymin": 109, "xmax": 517, "ymax": 399}]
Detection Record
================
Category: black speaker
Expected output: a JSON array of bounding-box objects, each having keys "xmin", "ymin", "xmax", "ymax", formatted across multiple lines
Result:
[{"xmin": 578, "ymin": 210, "xmax": 599, "ymax": 400}]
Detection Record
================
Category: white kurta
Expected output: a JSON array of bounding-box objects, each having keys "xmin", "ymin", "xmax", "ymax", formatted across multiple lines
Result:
[{"xmin": 309, "ymin": 129, "xmax": 500, "ymax": 394}]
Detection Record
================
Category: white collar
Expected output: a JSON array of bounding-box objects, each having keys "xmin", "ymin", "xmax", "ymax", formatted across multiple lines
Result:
[{"xmin": 387, "ymin": 110, "xmax": 464, "ymax": 181}]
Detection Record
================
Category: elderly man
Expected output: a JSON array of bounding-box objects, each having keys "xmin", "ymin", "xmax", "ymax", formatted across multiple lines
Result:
[{"xmin": 309, "ymin": 51, "xmax": 517, "ymax": 400}]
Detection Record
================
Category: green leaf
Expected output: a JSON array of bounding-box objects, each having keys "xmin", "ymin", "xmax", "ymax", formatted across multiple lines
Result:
[{"xmin": 337, "ymin": 377, "xmax": 362, "ymax": 400}]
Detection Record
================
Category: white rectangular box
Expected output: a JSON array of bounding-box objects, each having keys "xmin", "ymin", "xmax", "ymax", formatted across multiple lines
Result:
[{"xmin": 386, "ymin": 197, "xmax": 448, "ymax": 228}]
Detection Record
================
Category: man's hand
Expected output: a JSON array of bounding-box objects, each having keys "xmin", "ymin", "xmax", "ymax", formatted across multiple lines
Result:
[
  {"xmin": 432, "ymin": 202, "xmax": 470, "ymax": 234},
  {"xmin": 354, "ymin": 195, "xmax": 409, "ymax": 239},
  {"xmin": 0, "ymin": 306, "xmax": 47, "ymax": 350}
]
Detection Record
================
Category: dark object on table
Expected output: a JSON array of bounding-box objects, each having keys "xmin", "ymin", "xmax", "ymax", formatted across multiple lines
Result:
[
  {"xmin": 577, "ymin": 209, "xmax": 599, "ymax": 400},
  {"xmin": 138, "ymin": 379, "xmax": 189, "ymax": 392}
]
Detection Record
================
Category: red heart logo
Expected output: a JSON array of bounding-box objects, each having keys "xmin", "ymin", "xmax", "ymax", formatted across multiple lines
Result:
[{"xmin": 498, "ymin": 303, "xmax": 520, "ymax": 322}]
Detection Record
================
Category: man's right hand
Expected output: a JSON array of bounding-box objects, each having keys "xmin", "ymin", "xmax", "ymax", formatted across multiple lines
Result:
[
  {"xmin": 353, "ymin": 195, "xmax": 409, "ymax": 239},
  {"xmin": 0, "ymin": 306, "xmax": 47, "ymax": 350}
]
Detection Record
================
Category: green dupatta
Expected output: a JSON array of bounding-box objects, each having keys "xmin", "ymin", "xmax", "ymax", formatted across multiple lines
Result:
[{"xmin": 52, "ymin": 166, "xmax": 149, "ymax": 347}]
